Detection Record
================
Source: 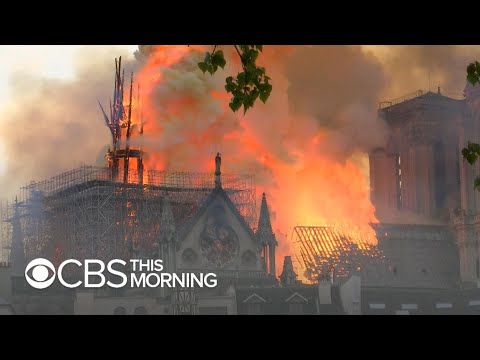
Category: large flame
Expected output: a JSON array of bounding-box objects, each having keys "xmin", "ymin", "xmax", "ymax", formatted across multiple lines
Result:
[{"xmin": 131, "ymin": 45, "xmax": 378, "ymax": 275}]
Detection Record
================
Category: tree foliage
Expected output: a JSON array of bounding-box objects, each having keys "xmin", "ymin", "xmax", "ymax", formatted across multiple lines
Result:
[
  {"xmin": 197, "ymin": 45, "xmax": 272, "ymax": 114},
  {"xmin": 467, "ymin": 61, "xmax": 480, "ymax": 86},
  {"xmin": 463, "ymin": 62, "xmax": 480, "ymax": 190}
]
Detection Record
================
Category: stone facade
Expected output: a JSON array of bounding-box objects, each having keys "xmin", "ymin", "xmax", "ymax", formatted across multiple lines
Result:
[{"xmin": 371, "ymin": 87, "xmax": 480, "ymax": 285}]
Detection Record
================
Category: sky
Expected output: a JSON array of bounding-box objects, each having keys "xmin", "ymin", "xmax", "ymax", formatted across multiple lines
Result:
[
  {"xmin": 0, "ymin": 45, "xmax": 137, "ymax": 175},
  {"xmin": 0, "ymin": 46, "xmax": 137, "ymax": 105}
]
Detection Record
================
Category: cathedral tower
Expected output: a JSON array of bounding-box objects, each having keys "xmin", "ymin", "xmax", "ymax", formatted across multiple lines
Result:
[{"xmin": 255, "ymin": 193, "xmax": 277, "ymax": 277}]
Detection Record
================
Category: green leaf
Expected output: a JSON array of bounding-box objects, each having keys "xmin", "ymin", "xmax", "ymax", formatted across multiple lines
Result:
[
  {"xmin": 244, "ymin": 69, "xmax": 253, "ymax": 84},
  {"xmin": 260, "ymin": 90, "xmax": 270, "ymax": 103},
  {"xmin": 242, "ymin": 49, "xmax": 257, "ymax": 63},
  {"xmin": 217, "ymin": 57, "xmax": 226, "ymax": 69},
  {"xmin": 211, "ymin": 50, "xmax": 226, "ymax": 69},
  {"xmin": 198, "ymin": 62, "xmax": 208, "ymax": 73},
  {"xmin": 229, "ymin": 97, "xmax": 242, "ymax": 112},
  {"xmin": 200, "ymin": 45, "xmax": 271, "ymax": 113},
  {"xmin": 474, "ymin": 177, "xmax": 480, "ymax": 191},
  {"xmin": 251, "ymin": 88, "xmax": 259, "ymax": 101},
  {"xmin": 225, "ymin": 83, "xmax": 236, "ymax": 92},
  {"xmin": 467, "ymin": 72, "xmax": 479, "ymax": 86},
  {"xmin": 237, "ymin": 72, "xmax": 246, "ymax": 88},
  {"xmin": 467, "ymin": 63, "xmax": 476, "ymax": 74},
  {"xmin": 475, "ymin": 61, "xmax": 480, "ymax": 75},
  {"xmin": 206, "ymin": 63, "xmax": 219, "ymax": 75},
  {"xmin": 469, "ymin": 142, "xmax": 480, "ymax": 154},
  {"xmin": 465, "ymin": 151, "xmax": 478, "ymax": 165}
]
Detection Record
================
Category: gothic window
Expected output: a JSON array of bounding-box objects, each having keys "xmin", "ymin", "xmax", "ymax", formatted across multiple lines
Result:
[
  {"xmin": 200, "ymin": 206, "xmax": 240, "ymax": 268},
  {"xmin": 241, "ymin": 250, "xmax": 257, "ymax": 266},
  {"xmin": 174, "ymin": 288, "xmax": 196, "ymax": 315},
  {"xmin": 433, "ymin": 142, "xmax": 446, "ymax": 209},
  {"xmin": 113, "ymin": 306, "xmax": 127, "ymax": 315},
  {"xmin": 134, "ymin": 306, "xmax": 148, "ymax": 315},
  {"xmin": 397, "ymin": 154, "xmax": 402, "ymax": 208}
]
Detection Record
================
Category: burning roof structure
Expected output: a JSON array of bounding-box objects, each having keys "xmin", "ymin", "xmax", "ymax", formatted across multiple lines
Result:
[{"xmin": 294, "ymin": 225, "xmax": 384, "ymax": 283}]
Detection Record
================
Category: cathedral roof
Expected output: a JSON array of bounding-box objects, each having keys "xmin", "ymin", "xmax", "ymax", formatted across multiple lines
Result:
[
  {"xmin": 379, "ymin": 89, "xmax": 464, "ymax": 114},
  {"xmin": 177, "ymin": 186, "xmax": 255, "ymax": 242},
  {"xmin": 294, "ymin": 225, "xmax": 383, "ymax": 282}
]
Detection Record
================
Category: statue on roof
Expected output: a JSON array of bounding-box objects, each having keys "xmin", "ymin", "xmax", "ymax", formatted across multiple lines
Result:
[{"xmin": 215, "ymin": 152, "xmax": 221, "ymax": 176}]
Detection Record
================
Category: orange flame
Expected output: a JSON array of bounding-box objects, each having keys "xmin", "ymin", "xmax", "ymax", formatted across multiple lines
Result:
[{"xmin": 130, "ymin": 45, "xmax": 378, "ymax": 276}]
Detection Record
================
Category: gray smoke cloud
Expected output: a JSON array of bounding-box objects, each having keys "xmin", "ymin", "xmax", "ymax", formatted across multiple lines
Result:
[
  {"xmin": 370, "ymin": 45, "xmax": 480, "ymax": 100},
  {"xmin": 284, "ymin": 45, "xmax": 388, "ymax": 158},
  {"xmin": 2, "ymin": 45, "xmax": 480, "ymax": 203},
  {"xmin": 0, "ymin": 46, "xmax": 138, "ymax": 199}
]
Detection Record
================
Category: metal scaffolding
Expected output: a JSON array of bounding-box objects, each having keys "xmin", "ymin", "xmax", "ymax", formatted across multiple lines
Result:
[
  {"xmin": 293, "ymin": 225, "xmax": 384, "ymax": 283},
  {"xmin": 0, "ymin": 200, "xmax": 11, "ymax": 264},
  {"xmin": 4, "ymin": 165, "xmax": 256, "ymax": 270}
]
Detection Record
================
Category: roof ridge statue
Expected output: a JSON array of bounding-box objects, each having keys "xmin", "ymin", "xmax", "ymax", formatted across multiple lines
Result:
[{"xmin": 215, "ymin": 152, "xmax": 222, "ymax": 188}]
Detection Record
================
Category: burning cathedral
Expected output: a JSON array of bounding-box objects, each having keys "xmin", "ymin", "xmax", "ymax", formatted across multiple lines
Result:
[{"xmin": 2, "ymin": 52, "xmax": 480, "ymax": 315}]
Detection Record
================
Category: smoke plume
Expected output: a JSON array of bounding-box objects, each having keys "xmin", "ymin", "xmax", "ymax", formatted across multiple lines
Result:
[
  {"xmin": 130, "ymin": 45, "xmax": 390, "ymax": 264},
  {"xmin": 367, "ymin": 45, "xmax": 480, "ymax": 100},
  {"xmin": 0, "ymin": 46, "xmax": 138, "ymax": 198},
  {"xmin": 285, "ymin": 45, "xmax": 387, "ymax": 158}
]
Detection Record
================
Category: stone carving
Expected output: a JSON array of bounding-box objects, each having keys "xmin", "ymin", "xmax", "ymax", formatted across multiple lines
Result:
[{"xmin": 200, "ymin": 205, "xmax": 239, "ymax": 268}]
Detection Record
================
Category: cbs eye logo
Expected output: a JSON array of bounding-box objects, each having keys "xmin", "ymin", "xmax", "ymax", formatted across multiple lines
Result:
[{"xmin": 25, "ymin": 258, "xmax": 56, "ymax": 289}]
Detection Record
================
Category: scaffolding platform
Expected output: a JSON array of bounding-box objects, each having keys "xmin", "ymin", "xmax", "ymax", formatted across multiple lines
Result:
[{"xmin": 3, "ymin": 165, "xmax": 256, "ymax": 266}]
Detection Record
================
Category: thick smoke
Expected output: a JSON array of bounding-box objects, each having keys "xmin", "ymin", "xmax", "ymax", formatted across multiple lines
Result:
[
  {"xmin": 367, "ymin": 45, "xmax": 480, "ymax": 100},
  {"xmin": 285, "ymin": 45, "xmax": 387, "ymax": 158},
  {"xmin": 0, "ymin": 46, "xmax": 138, "ymax": 199},
  {"xmin": 135, "ymin": 45, "xmax": 240, "ymax": 172},
  {"xmin": 131, "ymin": 45, "xmax": 389, "ymax": 263}
]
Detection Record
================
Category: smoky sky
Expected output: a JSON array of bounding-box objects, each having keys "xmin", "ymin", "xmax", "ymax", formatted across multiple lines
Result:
[
  {"xmin": 286, "ymin": 46, "xmax": 385, "ymax": 120},
  {"xmin": 1, "ymin": 45, "xmax": 480, "ymax": 200},
  {"xmin": 285, "ymin": 45, "xmax": 387, "ymax": 158},
  {"xmin": 373, "ymin": 45, "xmax": 480, "ymax": 99},
  {"xmin": 0, "ymin": 46, "xmax": 138, "ymax": 199}
]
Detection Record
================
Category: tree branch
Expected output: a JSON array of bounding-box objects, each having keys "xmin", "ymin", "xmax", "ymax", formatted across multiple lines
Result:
[{"xmin": 233, "ymin": 45, "xmax": 245, "ymax": 67}]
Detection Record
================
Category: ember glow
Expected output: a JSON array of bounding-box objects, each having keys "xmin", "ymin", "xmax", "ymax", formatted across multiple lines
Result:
[{"xmin": 130, "ymin": 45, "xmax": 379, "ymax": 271}]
